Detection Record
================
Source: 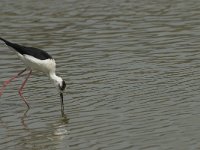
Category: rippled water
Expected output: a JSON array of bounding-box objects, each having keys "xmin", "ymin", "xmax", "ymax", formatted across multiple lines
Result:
[{"xmin": 1, "ymin": 0, "xmax": 200, "ymax": 149}]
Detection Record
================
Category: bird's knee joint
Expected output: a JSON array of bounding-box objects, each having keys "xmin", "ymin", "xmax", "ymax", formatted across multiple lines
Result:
[{"xmin": 18, "ymin": 90, "xmax": 22, "ymax": 95}]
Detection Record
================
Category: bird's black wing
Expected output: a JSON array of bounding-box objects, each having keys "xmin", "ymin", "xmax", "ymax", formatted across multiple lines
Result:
[{"xmin": 0, "ymin": 37, "xmax": 53, "ymax": 60}]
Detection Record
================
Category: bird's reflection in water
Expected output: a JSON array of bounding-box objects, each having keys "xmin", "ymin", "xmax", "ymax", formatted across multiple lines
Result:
[
  {"xmin": 21, "ymin": 108, "xmax": 29, "ymax": 128},
  {"xmin": 20, "ymin": 108, "xmax": 69, "ymax": 129}
]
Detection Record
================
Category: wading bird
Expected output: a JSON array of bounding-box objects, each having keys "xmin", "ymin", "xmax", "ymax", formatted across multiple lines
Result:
[{"xmin": 0, "ymin": 37, "xmax": 66, "ymax": 112}]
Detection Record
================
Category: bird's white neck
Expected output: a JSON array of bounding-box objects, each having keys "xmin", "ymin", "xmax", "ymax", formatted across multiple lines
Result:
[{"xmin": 49, "ymin": 72, "xmax": 62, "ymax": 89}]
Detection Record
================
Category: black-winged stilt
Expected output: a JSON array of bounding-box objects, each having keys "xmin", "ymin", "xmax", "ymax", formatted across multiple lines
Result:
[{"xmin": 0, "ymin": 37, "xmax": 66, "ymax": 111}]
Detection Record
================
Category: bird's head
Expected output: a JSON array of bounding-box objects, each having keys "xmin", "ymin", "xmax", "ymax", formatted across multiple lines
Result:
[
  {"xmin": 50, "ymin": 75, "xmax": 66, "ymax": 110},
  {"xmin": 58, "ymin": 80, "xmax": 67, "ymax": 92}
]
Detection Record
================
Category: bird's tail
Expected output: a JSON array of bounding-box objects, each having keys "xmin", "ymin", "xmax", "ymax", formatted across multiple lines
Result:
[{"xmin": 0, "ymin": 37, "xmax": 11, "ymax": 45}]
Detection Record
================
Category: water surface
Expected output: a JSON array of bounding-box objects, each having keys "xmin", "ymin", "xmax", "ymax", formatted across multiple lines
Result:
[{"xmin": 1, "ymin": 0, "xmax": 200, "ymax": 149}]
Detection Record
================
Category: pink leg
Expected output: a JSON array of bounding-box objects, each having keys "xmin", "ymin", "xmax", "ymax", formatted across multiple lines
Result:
[
  {"xmin": 0, "ymin": 68, "xmax": 27, "ymax": 96},
  {"xmin": 18, "ymin": 70, "xmax": 32, "ymax": 108}
]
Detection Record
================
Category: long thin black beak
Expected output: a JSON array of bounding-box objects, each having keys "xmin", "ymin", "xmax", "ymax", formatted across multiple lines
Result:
[{"xmin": 60, "ymin": 93, "xmax": 64, "ymax": 113}]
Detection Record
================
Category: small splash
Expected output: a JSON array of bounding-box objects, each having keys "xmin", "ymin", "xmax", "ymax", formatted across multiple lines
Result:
[{"xmin": 54, "ymin": 125, "xmax": 69, "ymax": 136}]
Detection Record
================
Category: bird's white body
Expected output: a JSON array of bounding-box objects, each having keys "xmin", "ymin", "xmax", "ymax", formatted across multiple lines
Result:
[
  {"xmin": 17, "ymin": 52, "xmax": 56, "ymax": 74},
  {"xmin": 16, "ymin": 52, "xmax": 63, "ymax": 91}
]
